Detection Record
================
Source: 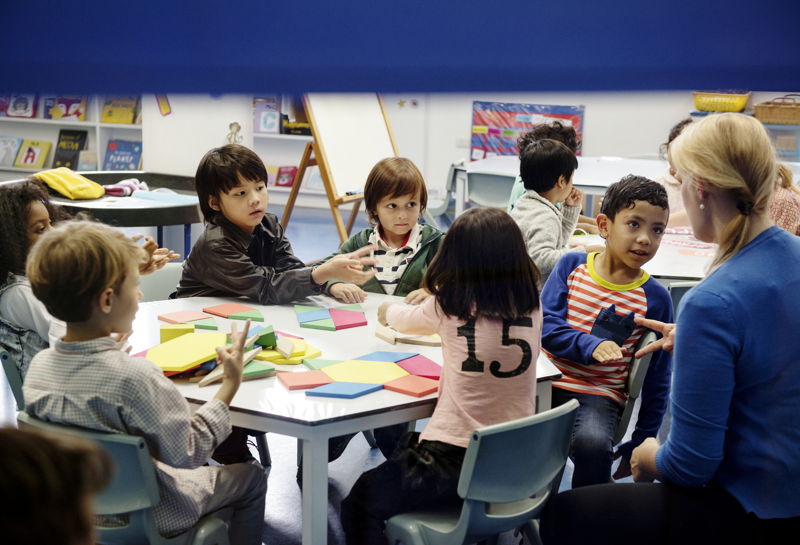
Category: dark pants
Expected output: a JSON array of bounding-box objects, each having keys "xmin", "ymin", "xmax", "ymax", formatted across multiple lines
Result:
[
  {"xmin": 540, "ymin": 482, "xmax": 800, "ymax": 545},
  {"xmin": 552, "ymin": 388, "xmax": 623, "ymax": 488},
  {"xmin": 340, "ymin": 432, "xmax": 466, "ymax": 545}
]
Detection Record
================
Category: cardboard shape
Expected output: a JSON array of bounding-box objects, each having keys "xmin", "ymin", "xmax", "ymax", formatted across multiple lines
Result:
[
  {"xmin": 277, "ymin": 369, "xmax": 333, "ymax": 390},
  {"xmin": 255, "ymin": 324, "xmax": 276, "ymax": 347},
  {"xmin": 383, "ymin": 375, "xmax": 439, "ymax": 397},
  {"xmin": 297, "ymin": 308, "xmax": 331, "ymax": 323},
  {"xmin": 303, "ymin": 358, "xmax": 342, "ymax": 370},
  {"xmin": 146, "ymin": 332, "xmax": 227, "ymax": 373},
  {"xmin": 306, "ymin": 382, "xmax": 383, "ymax": 399},
  {"xmin": 189, "ymin": 317, "xmax": 218, "ymax": 330},
  {"xmin": 275, "ymin": 330, "xmax": 303, "ymax": 339},
  {"xmin": 329, "ymin": 308, "xmax": 367, "ymax": 329},
  {"xmin": 355, "ymin": 351, "xmax": 418, "ymax": 363},
  {"xmin": 322, "ymin": 360, "xmax": 409, "ymax": 384},
  {"xmin": 242, "ymin": 360, "xmax": 276, "ymax": 381},
  {"xmin": 160, "ymin": 323, "xmax": 195, "ymax": 343},
  {"xmin": 300, "ymin": 318, "xmax": 337, "ymax": 331},
  {"xmin": 228, "ymin": 309, "xmax": 264, "ymax": 322},
  {"xmin": 294, "ymin": 304, "xmax": 324, "ymax": 314},
  {"xmin": 158, "ymin": 309, "xmax": 213, "ymax": 324},
  {"xmin": 396, "ymin": 354, "xmax": 441, "ymax": 380},
  {"xmin": 203, "ymin": 302, "xmax": 258, "ymax": 318}
]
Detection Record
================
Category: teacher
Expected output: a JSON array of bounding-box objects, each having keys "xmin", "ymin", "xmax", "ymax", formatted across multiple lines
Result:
[{"xmin": 539, "ymin": 113, "xmax": 800, "ymax": 544}]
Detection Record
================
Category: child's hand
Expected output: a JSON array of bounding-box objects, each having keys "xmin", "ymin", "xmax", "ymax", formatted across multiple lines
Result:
[
  {"xmin": 213, "ymin": 320, "xmax": 250, "ymax": 406},
  {"xmin": 133, "ymin": 234, "xmax": 181, "ymax": 275},
  {"xmin": 110, "ymin": 331, "xmax": 133, "ymax": 354},
  {"xmin": 592, "ymin": 340, "xmax": 622, "ymax": 362},
  {"xmin": 377, "ymin": 301, "xmax": 393, "ymax": 326},
  {"xmin": 330, "ymin": 282, "xmax": 368, "ymax": 304},
  {"xmin": 404, "ymin": 288, "xmax": 431, "ymax": 305},
  {"xmin": 565, "ymin": 187, "xmax": 584, "ymax": 207},
  {"xmin": 312, "ymin": 245, "xmax": 377, "ymax": 286},
  {"xmin": 633, "ymin": 316, "xmax": 676, "ymax": 356},
  {"xmin": 612, "ymin": 450, "xmax": 633, "ymax": 480}
]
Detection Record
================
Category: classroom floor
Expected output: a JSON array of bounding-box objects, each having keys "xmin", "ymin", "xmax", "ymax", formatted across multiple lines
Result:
[{"xmin": 0, "ymin": 204, "xmax": 632, "ymax": 545}]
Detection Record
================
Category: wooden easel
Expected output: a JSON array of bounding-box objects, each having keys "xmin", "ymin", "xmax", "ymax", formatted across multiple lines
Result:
[{"xmin": 279, "ymin": 93, "xmax": 399, "ymax": 244}]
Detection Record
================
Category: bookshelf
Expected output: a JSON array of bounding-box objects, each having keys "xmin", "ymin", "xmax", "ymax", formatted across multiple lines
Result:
[{"xmin": 0, "ymin": 95, "xmax": 142, "ymax": 174}]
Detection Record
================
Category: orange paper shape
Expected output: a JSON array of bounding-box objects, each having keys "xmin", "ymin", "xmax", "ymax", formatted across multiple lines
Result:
[
  {"xmin": 277, "ymin": 370, "xmax": 333, "ymax": 390},
  {"xmin": 203, "ymin": 302, "xmax": 258, "ymax": 318},
  {"xmin": 158, "ymin": 310, "xmax": 213, "ymax": 324},
  {"xmin": 383, "ymin": 375, "xmax": 439, "ymax": 397}
]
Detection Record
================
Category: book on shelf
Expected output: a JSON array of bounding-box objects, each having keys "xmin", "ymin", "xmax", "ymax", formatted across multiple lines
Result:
[
  {"xmin": 77, "ymin": 150, "xmax": 98, "ymax": 171},
  {"xmin": 5, "ymin": 94, "xmax": 37, "ymax": 118},
  {"xmin": 253, "ymin": 95, "xmax": 281, "ymax": 134},
  {"xmin": 100, "ymin": 95, "xmax": 139, "ymax": 124},
  {"xmin": 0, "ymin": 96, "xmax": 10, "ymax": 117},
  {"xmin": 103, "ymin": 139, "xmax": 142, "ymax": 170},
  {"xmin": 43, "ymin": 95, "xmax": 88, "ymax": 121},
  {"xmin": 53, "ymin": 129, "xmax": 89, "ymax": 169},
  {"xmin": 275, "ymin": 166, "xmax": 298, "ymax": 187},
  {"xmin": 279, "ymin": 95, "xmax": 312, "ymax": 135},
  {"xmin": 14, "ymin": 139, "xmax": 51, "ymax": 169},
  {"xmin": 0, "ymin": 136, "xmax": 23, "ymax": 167}
]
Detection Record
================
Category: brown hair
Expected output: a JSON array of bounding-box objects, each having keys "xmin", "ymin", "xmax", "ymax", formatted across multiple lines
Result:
[
  {"xmin": 0, "ymin": 426, "xmax": 111, "ymax": 545},
  {"xmin": 194, "ymin": 144, "xmax": 269, "ymax": 222},
  {"xmin": 424, "ymin": 207, "xmax": 540, "ymax": 321},
  {"xmin": 27, "ymin": 221, "xmax": 146, "ymax": 322},
  {"xmin": 363, "ymin": 157, "xmax": 428, "ymax": 223},
  {"xmin": 517, "ymin": 120, "xmax": 579, "ymax": 158}
]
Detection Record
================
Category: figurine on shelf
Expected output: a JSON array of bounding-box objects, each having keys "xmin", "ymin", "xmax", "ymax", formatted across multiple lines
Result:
[{"xmin": 225, "ymin": 121, "xmax": 243, "ymax": 145}]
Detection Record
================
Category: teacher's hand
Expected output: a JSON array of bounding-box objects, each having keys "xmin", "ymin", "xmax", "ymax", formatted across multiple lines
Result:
[
  {"xmin": 631, "ymin": 437, "xmax": 661, "ymax": 482},
  {"xmin": 634, "ymin": 316, "xmax": 676, "ymax": 357}
]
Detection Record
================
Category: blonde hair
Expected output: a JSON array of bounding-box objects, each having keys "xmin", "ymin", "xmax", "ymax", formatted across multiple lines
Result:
[
  {"xmin": 670, "ymin": 113, "xmax": 777, "ymax": 268},
  {"xmin": 778, "ymin": 163, "xmax": 800, "ymax": 194},
  {"xmin": 27, "ymin": 220, "xmax": 146, "ymax": 322}
]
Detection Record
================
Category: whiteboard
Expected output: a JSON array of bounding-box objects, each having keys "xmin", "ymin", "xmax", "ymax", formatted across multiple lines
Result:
[{"xmin": 304, "ymin": 93, "xmax": 397, "ymax": 197}]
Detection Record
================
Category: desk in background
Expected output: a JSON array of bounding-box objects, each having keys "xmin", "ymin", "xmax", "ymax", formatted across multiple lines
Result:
[{"xmin": 130, "ymin": 294, "xmax": 561, "ymax": 545}]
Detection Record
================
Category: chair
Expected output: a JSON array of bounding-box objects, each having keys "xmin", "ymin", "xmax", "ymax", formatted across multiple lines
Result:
[
  {"xmin": 612, "ymin": 331, "xmax": 658, "ymax": 445},
  {"xmin": 18, "ymin": 412, "xmax": 232, "ymax": 545},
  {"xmin": 385, "ymin": 399, "xmax": 579, "ymax": 545},
  {"xmin": 1, "ymin": 346, "xmax": 24, "ymax": 411},
  {"xmin": 667, "ymin": 280, "xmax": 699, "ymax": 316},
  {"xmin": 423, "ymin": 162, "xmax": 459, "ymax": 230},
  {"xmin": 139, "ymin": 261, "xmax": 184, "ymax": 302},
  {"xmin": 466, "ymin": 171, "xmax": 517, "ymax": 209}
]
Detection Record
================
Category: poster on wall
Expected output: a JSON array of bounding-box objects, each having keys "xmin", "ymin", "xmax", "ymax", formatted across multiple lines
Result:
[{"xmin": 470, "ymin": 101, "xmax": 585, "ymax": 160}]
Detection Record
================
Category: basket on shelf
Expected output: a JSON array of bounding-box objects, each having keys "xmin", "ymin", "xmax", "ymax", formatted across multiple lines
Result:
[
  {"xmin": 692, "ymin": 91, "xmax": 751, "ymax": 112},
  {"xmin": 754, "ymin": 94, "xmax": 800, "ymax": 125}
]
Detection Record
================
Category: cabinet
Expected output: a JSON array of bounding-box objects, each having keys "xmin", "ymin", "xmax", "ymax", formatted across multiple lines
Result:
[{"xmin": 0, "ymin": 95, "xmax": 142, "ymax": 173}]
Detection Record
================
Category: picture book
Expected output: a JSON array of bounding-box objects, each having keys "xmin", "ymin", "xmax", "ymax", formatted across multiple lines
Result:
[
  {"xmin": 100, "ymin": 95, "xmax": 139, "ymax": 124},
  {"xmin": 103, "ymin": 140, "xmax": 142, "ymax": 170},
  {"xmin": 14, "ymin": 140, "xmax": 51, "ymax": 169},
  {"xmin": 275, "ymin": 166, "xmax": 298, "ymax": 187},
  {"xmin": 52, "ymin": 129, "xmax": 88, "ymax": 169},
  {"xmin": 5, "ymin": 94, "xmax": 37, "ymax": 118},
  {"xmin": 76, "ymin": 150, "xmax": 98, "ymax": 171},
  {"xmin": 253, "ymin": 95, "xmax": 281, "ymax": 134},
  {"xmin": 43, "ymin": 95, "xmax": 88, "ymax": 120},
  {"xmin": 0, "ymin": 136, "xmax": 22, "ymax": 167}
]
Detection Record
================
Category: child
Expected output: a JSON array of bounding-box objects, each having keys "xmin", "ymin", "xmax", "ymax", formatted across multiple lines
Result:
[
  {"xmin": 510, "ymin": 139, "xmax": 603, "ymax": 284},
  {"xmin": 0, "ymin": 180, "xmax": 176, "ymax": 377},
  {"xmin": 341, "ymin": 207, "xmax": 541, "ymax": 545},
  {"xmin": 540, "ymin": 175, "xmax": 673, "ymax": 488},
  {"xmin": 22, "ymin": 221, "xmax": 267, "ymax": 543},
  {"xmin": 658, "ymin": 118, "xmax": 693, "ymax": 226},
  {"xmin": 320, "ymin": 157, "xmax": 445, "ymax": 304},
  {"xmin": 769, "ymin": 163, "xmax": 800, "ymax": 235},
  {"xmin": 176, "ymin": 144, "xmax": 376, "ymax": 303}
]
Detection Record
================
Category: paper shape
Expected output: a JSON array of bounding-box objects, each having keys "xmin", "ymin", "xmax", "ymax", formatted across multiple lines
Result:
[
  {"xmin": 190, "ymin": 318, "xmax": 218, "ymax": 330},
  {"xmin": 396, "ymin": 354, "xmax": 441, "ymax": 380},
  {"xmin": 277, "ymin": 336, "xmax": 306, "ymax": 357},
  {"xmin": 301, "ymin": 318, "xmax": 337, "ymax": 331},
  {"xmin": 322, "ymin": 360, "xmax": 409, "ymax": 384},
  {"xmin": 197, "ymin": 347, "xmax": 262, "ymax": 386},
  {"xmin": 229, "ymin": 309, "xmax": 264, "ymax": 322},
  {"xmin": 336, "ymin": 303, "xmax": 364, "ymax": 312},
  {"xmin": 158, "ymin": 310, "xmax": 213, "ymax": 324},
  {"xmin": 203, "ymin": 302, "xmax": 258, "ymax": 318},
  {"xmin": 275, "ymin": 330, "xmax": 303, "ymax": 339},
  {"xmin": 297, "ymin": 308, "xmax": 331, "ymax": 323},
  {"xmin": 355, "ymin": 351, "xmax": 418, "ymax": 363},
  {"xmin": 255, "ymin": 324, "xmax": 276, "ymax": 347},
  {"xmin": 303, "ymin": 358, "xmax": 342, "ymax": 370},
  {"xmin": 146, "ymin": 332, "xmax": 227, "ymax": 373},
  {"xmin": 160, "ymin": 323, "xmax": 195, "ymax": 343},
  {"xmin": 294, "ymin": 304, "xmax": 324, "ymax": 314},
  {"xmin": 383, "ymin": 375, "xmax": 439, "ymax": 397},
  {"xmin": 329, "ymin": 308, "xmax": 368, "ymax": 329},
  {"xmin": 242, "ymin": 360, "xmax": 276, "ymax": 381},
  {"xmin": 255, "ymin": 344, "xmax": 321, "ymax": 365},
  {"xmin": 277, "ymin": 370, "xmax": 333, "ymax": 390},
  {"xmin": 306, "ymin": 382, "xmax": 383, "ymax": 399}
]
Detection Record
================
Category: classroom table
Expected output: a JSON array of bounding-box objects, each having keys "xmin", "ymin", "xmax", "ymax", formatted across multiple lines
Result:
[{"xmin": 129, "ymin": 293, "xmax": 561, "ymax": 545}]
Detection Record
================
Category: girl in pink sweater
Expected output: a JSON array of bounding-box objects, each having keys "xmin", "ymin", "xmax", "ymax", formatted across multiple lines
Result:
[{"xmin": 341, "ymin": 207, "xmax": 543, "ymax": 545}]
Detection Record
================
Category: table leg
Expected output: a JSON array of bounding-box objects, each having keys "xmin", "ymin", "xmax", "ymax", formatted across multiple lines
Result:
[
  {"xmin": 183, "ymin": 223, "xmax": 192, "ymax": 257},
  {"xmin": 301, "ymin": 436, "xmax": 330, "ymax": 545}
]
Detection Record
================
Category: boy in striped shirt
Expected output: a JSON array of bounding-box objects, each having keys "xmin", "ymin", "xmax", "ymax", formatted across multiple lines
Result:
[{"xmin": 541, "ymin": 175, "xmax": 673, "ymax": 488}]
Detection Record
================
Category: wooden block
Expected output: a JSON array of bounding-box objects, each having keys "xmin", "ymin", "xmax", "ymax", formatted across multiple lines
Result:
[
  {"xmin": 322, "ymin": 360, "xmax": 409, "ymax": 384},
  {"xmin": 160, "ymin": 323, "xmax": 195, "ymax": 343},
  {"xmin": 329, "ymin": 308, "xmax": 367, "ymax": 329},
  {"xmin": 203, "ymin": 302, "xmax": 257, "ymax": 318},
  {"xmin": 375, "ymin": 324, "xmax": 397, "ymax": 345},
  {"xmin": 305, "ymin": 382, "xmax": 383, "ymax": 399},
  {"xmin": 396, "ymin": 354, "xmax": 441, "ymax": 380},
  {"xmin": 383, "ymin": 375, "xmax": 439, "ymax": 398},
  {"xmin": 277, "ymin": 370, "xmax": 333, "ymax": 390},
  {"xmin": 300, "ymin": 318, "xmax": 337, "ymax": 331},
  {"xmin": 197, "ymin": 347, "xmax": 262, "ymax": 386},
  {"xmin": 396, "ymin": 332, "xmax": 442, "ymax": 347},
  {"xmin": 158, "ymin": 310, "xmax": 213, "ymax": 324},
  {"xmin": 297, "ymin": 308, "xmax": 331, "ymax": 323},
  {"xmin": 146, "ymin": 332, "xmax": 227, "ymax": 373},
  {"xmin": 355, "ymin": 351, "xmax": 417, "ymax": 363},
  {"xmin": 277, "ymin": 336, "xmax": 306, "ymax": 357}
]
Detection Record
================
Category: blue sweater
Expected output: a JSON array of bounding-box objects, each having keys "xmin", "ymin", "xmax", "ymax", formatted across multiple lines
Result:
[{"xmin": 656, "ymin": 227, "xmax": 800, "ymax": 519}]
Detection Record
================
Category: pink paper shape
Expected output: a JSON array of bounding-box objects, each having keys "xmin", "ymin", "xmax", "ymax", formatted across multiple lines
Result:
[
  {"xmin": 275, "ymin": 330, "xmax": 304, "ymax": 339},
  {"xmin": 277, "ymin": 370, "xmax": 333, "ymax": 390},
  {"xmin": 158, "ymin": 310, "xmax": 213, "ymax": 324},
  {"xmin": 396, "ymin": 354, "xmax": 441, "ymax": 379},
  {"xmin": 329, "ymin": 308, "xmax": 368, "ymax": 330}
]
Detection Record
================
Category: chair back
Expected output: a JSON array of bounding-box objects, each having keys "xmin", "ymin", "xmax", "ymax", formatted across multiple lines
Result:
[
  {"xmin": 466, "ymin": 172, "xmax": 516, "ymax": 209},
  {"xmin": 139, "ymin": 261, "xmax": 184, "ymax": 302},
  {"xmin": 668, "ymin": 280, "xmax": 700, "ymax": 316},
  {"xmin": 613, "ymin": 330, "xmax": 658, "ymax": 444},
  {"xmin": 1, "ymin": 346, "xmax": 24, "ymax": 411}
]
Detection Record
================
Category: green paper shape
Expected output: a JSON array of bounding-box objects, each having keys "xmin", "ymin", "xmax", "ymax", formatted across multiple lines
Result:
[
  {"xmin": 294, "ymin": 304, "xmax": 324, "ymax": 314},
  {"xmin": 243, "ymin": 360, "xmax": 275, "ymax": 379},
  {"xmin": 256, "ymin": 325, "xmax": 276, "ymax": 348},
  {"xmin": 336, "ymin": 304, "xmax": 364, "ymax": 312},
  {"xmin": 229, "ymin": 309, "xmax": 264, "ymax": 322},
  {"xmin": 300, "ymin": 317, "xmax": 337, "ymax": 331},
  {"xmin": 190, "ymin": 318, "xmax": 218, "ymax": 330},
  {"xmin": 303, "ymin": 358, "xmax": 342, "ymax": 370}
]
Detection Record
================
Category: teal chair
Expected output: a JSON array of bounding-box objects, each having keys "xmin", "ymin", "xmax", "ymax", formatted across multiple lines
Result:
[
  {"xmin": 385, "ymin": 399, "xmax": 579, "ymax": 545},
  {"xmin": 18, "ymin": 412, "xmax": 232, "ymax": 545},
  {"xmin": 1, "ymin": 346, "xmax": 24, "ymax": 411},
  {"xmin": 667, "ymin": 280, "xmax": 700, "ymax": 316},
  {"xmin": 612, "ymin": 331, "xmax": 658, "ymax": 445}
]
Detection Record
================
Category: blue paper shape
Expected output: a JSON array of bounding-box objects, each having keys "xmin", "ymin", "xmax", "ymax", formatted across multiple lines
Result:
[
  {"xmin": 297, "ymin": 309, "xmax": 332, "ymax": 323},
  {"xmin": 355, "ymin": 351, "xmax": 418, "ymax": 363},
  {"xmin": 247, "ymin": 325, "xmax": 264, "ymax": 336},
  {"xmin": 305, "ymin": 382, "xmax": 383, "ymax": 399}
]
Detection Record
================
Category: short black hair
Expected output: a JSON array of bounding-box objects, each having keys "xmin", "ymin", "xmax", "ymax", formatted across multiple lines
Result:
[
  {"xmin": 519, "ymin": 139, "xmax": 578, "ymax": 193},
  {"xmin": 517, "ymin": 120, "xmax": 579, "ymax": 159},
  {"xmin": 659, "ymin": 118, "xmax": 693, "ymax": 159},
  {"xmin": 600, "ymin": 175, "xmax": 669, "ymax": 220},
  {"xmin": 194, "ymin": 144, "xmax": 268, "ymax": 222}
]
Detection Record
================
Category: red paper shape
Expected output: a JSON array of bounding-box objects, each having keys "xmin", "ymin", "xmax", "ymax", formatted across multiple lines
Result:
[
  {"xmin": 383, "ymin": 375, "xmax": 439, "ymax": 397},
  {"xmin": 396, "ymin": 354, "xmax": 441, "ymax": 380}
]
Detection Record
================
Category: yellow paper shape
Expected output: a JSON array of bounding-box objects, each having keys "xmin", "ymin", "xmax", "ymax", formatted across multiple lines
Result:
[
  {"xmin": 146, "ymin": 332, "xmax": 227, "ymax": 373},
  {"xmin": 322, "ymin": 360, "xmax": 409, "ymax": 384},
  {"xmin": 160, "ymin": 323, "xmax": 195, "ymax": 343},
  {"xmin": 255, "ymin": 344, "xmax": 321, "ymax": 365}
]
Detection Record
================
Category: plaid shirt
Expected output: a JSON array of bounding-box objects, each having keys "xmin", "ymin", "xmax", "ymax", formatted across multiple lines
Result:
[{"xmin": 23, "ymin": 336, "xmax": 232, "ymax": 537}]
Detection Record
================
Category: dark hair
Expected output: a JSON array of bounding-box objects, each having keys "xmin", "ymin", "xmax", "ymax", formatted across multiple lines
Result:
[
  {"xmin": 0, "ymin": 426, "xmax": 112, "ymax": 545},
  {"xmin": 194, "ymin": 144, "xmax": 268, "ymax": 221},
  {"xmin": 517, "ymin": 120, "xmax": 579, "ymax": 159},
  {"xmin": 363, "ymin": 157, "xmax": 428, "ymax": 223},
  {"xmin": 659, "ymin": 118, "xmax": 693, "ymax": 159},
  {"xmin": 600, "ymin": 175, "xmax": 669, "ymax": 220},
  {"xmin": 423, "ymin": 208, "xmax": 539, "ymax": 321},
  {"xmin": 0, "ymin": 179, "xmax": 69, "ymax": 283},
  {"xmin": 519, "ymin": 139, "xmax": 578, "ymax": 193}
]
